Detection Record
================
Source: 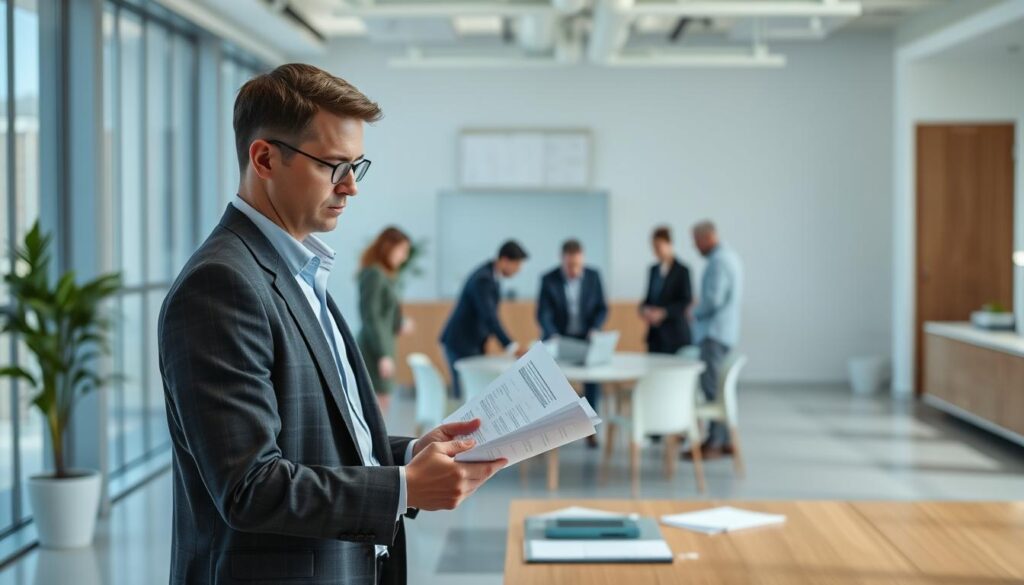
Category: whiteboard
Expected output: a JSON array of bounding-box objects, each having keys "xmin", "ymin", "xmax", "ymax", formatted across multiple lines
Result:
[
  {"xmin": 437, "ymin": 190, "xmax": 608, "ymax": 301},
  {"xmin": 460, "ymin": 130, "xmax": 591, "ymax": 190}
]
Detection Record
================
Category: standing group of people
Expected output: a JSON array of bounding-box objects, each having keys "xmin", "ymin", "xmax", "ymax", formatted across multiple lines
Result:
[
  {"xmin": 356, "ymin": 222, "xmax": 745, "ymax": 457},
  {"xmin": 638, "ymin": 223, "xmax": 744, "ymax": 459}
]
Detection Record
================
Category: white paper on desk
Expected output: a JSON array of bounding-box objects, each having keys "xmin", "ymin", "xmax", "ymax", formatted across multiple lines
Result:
[
  {"xmin": 661, "ymin": 507, "xmax": 786, "ymax": 535},
  {"xmin": 444, "ymin": 343, "xmax": 601, "ymax": 465},
  {"xmin": 528, "ymin": 539, "xmax": 672, "ymax": 561},
  {"xmin": 533, "ymin": 506, "xmax": 629, "ymax": 519}
]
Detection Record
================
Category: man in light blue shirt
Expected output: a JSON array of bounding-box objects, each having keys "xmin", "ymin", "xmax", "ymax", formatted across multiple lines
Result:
[{"xmin": 690, "ymin": 220, "xmax": 743, "ymax": 457}]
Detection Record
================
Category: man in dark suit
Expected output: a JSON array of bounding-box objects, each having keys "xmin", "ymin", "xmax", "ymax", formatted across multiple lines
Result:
[
  {"xmin": 159, "ymin": 64, "xmax": 505, "ymax": 585},
  {"xmin": 439, "ymin": 241, "xmax": 528, "ymax": 399},
  {"xmin": 640, "ymin": 225, "xmax": 693, "ymax": 354},
  {"xmin": 537, "ymin": 239, "xmax": 608, "ymax": 446}
]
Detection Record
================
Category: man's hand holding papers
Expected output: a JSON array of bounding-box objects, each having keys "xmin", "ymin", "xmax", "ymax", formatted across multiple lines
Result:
[{"xmin": 406, "ymin": 419, "xmax": 507, "ymax": 511}]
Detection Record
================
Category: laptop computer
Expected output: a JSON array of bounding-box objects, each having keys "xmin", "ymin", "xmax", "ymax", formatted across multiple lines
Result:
[{"xmin": 556, "ymin": 331, "xmax": 620, "ymax": 367}]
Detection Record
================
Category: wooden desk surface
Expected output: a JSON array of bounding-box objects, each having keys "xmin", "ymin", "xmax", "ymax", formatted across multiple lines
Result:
[{"xmin": 504, "ymin": 499, "xmax": 1024, "ymax": 584}]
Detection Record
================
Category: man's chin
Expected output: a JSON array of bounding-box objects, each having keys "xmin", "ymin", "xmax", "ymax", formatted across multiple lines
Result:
[{"xmin": 316, "ymin": 217, "xmax": 340, "ymax": 233}]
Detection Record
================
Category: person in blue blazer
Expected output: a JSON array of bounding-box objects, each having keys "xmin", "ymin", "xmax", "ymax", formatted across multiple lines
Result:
[
  {"xmin": 537, "ymin": 239, "xmax": 608, "ymax": 447},
  {"xmin": 440, "ymin": 240, "xmax": 528, "ymax": 398}
]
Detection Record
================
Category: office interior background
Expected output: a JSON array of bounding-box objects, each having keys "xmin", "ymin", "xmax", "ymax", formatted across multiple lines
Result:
[{"xmin": 0, "ymin": 0, "xmax": 1023, "ymax": 583}]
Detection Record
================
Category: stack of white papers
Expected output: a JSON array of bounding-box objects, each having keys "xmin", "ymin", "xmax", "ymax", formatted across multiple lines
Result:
[
  {"xmin": 525, "ymin": 506, "xmax": 672, "ymax": 563},
  {"xmin": 661, "ymin": 507, "xmax": 786, "ymax": 535},
  {"xmin": 444, "ymin": 343, "xmax": 601, "ymax": 466}
]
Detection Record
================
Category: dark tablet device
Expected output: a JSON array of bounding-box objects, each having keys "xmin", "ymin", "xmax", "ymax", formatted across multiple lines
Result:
[{"xmin": 544, "ymin": 517, "xmax": 640, "ymax": 540}]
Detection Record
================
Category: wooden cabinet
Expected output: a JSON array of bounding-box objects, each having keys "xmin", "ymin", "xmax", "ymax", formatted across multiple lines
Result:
[{"xmin": 924, "ymin": 331, "xmax": 1024, "ymax": 441}]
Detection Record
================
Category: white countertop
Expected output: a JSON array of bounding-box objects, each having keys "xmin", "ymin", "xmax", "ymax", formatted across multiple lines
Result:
[{"xmin": 924, "ymin": 322, "xmax": 1024, "ymax": 358}]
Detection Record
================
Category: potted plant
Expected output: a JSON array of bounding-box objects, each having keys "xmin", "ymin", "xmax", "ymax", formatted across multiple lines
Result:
[{"xmin": 0, "ymin": 222, "xmax": 121, "ymax": 548}]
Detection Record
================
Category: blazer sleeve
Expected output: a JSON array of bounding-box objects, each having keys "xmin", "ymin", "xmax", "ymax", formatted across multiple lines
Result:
[
  {"xmin": 469, "ymin": 277, "xmax": 512, "ymax": 347},
  {"xmin": 591, "ymin": 271, "xmax": 609, "ymax": 331},
  {"xmin": 160, "ymin": 263, "xmax": 402, "ymax": 546},
  {"xmin": 664, "ymin": 265, "xmax": 692, "ymax": 315},
  {"xmin": 638, "ymin": 266, "xmax": 653, "ymax": 313},
  {"xmin": 389, "ymin": 436, "xmax": 415, "ymax": 465},
  {"xmin": 536, "ymin": 278, "xmax": 558, "ymax": 340},
  {"xmin": 358, "ymin": 268, "xmax": 396, "ymax": 358}
]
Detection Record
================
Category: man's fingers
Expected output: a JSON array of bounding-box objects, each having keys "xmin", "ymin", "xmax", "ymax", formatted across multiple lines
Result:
[
  {"xmin": 458, "ymin": 459, "xmax": 507, "ymax": 481},
  {"xmin": 436, "ymin": 437, "xmax": 476, "ymax": 456},
  {"xmin": 438, "ymin": 418, "xmax": 481, "ymax": 437}
]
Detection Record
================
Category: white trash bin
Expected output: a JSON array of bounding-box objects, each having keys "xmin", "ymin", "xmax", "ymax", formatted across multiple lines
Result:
[{"xmin": 847, "ymin": 356, "xmax": 890, "ymax": 395}]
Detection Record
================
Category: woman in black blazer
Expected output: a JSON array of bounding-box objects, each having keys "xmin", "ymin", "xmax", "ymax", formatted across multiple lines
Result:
[{"xmin": 639, "ymin": 226, "xmax": 693, "ymax": 354}]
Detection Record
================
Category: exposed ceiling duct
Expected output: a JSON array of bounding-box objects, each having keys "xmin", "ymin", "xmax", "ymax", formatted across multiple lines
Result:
[{"xmin": 175, "ymin": 0, "xmax": 948, "ymax": 67}]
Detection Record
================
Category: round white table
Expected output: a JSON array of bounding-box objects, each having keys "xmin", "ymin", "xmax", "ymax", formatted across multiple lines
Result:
[{"xmin": 454, "ymin": 352, "xmax": 705, "ymax": 490}]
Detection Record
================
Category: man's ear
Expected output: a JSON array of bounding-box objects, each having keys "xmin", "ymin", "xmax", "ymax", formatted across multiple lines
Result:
[{"xmin": 249, "ymin": 140, "xmax": 274, "ymax": 180}]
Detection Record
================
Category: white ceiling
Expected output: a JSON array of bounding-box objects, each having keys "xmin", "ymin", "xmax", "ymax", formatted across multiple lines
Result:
[
  {"xmin": 181, "ymin": 0, "xmax": 953, "ymax": 66},
  {"xmin": 923, "ymin": 13, "xmax": 1024, "ymax": 63}
]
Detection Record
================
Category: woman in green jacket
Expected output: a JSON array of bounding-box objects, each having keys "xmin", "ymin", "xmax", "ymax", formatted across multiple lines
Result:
[{"xmin": 357, "ymin": 227, "xmax": 413, "ymax": 413}]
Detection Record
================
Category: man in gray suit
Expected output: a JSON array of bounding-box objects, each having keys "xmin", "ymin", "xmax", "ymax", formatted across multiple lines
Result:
[{"xmin": 159, "ymin": 64, "xmax": 505, "ymax": 585}]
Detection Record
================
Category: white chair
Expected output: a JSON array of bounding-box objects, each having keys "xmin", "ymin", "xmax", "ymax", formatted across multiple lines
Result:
[
  {"xmin": 406, "ymin": 353, "xmax": 448, "ymax": 435},
  {"xmin": 604, "ymin": 366, "xmax": 705, "ymax": 494},
  {"xmin": 695, "ymin": 354, "xmax": 748, "ymax": 478},
  {"xmin": 453, "ymin": 361, "xmax": 499, "ymax": 404}
]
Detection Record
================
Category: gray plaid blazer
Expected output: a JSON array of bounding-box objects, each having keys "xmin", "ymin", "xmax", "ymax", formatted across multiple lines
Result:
[{"xmin": 159, "ymin": 205, "xmax": 414, "ymax": 585}]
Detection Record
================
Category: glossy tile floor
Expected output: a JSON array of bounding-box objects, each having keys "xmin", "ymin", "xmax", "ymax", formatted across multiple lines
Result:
[{"xmin": 3, "ymin": 383, "xmax": 1023, "ymax": 584}]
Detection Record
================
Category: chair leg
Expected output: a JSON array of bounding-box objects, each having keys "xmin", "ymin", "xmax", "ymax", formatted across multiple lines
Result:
[
  {"xmin": 689, "ymin": 439, "xmax": 706, "ymax": 493},
  {"xmin": 603, "ymin": 422, "xmax": 617, "ymax": 462},
  {"xmin": 599, "ymin": 422, "xmax": 616, "ymax": 486},
  {"xmin": 547, "ymin": 448, "xmax": 559, "ymax": 491},
  {"xmin": 663, "ymin": 434, "xmax": 678, "ymax": 480},
  {"xmin": 630, "ymin": 441, "xmax": 641, "ymax": 498},
  {"xmin": 728, "ymin": 425, "xmax": 746, "ymax": 479},
  {"xmin": 519, "ymin": 459, "xmax": 529, "ymax": 488}
]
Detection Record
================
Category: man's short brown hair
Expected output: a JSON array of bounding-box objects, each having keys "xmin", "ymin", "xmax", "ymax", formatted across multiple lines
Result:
[
  {"xmin": 561, "ymin": 239, "xmax": 583, "ymax": 256},
  {"xmin": 233, "ymin": 63, "xmax": 382, "ymax": 172},
  {"xmin": 652, "ymin": 225, "xmax": 672, "ymax": 243}
]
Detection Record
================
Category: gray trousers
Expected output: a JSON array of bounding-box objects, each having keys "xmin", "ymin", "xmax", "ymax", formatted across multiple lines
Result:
[{"xmin": 699, "ymin": 337, "xmax": 731, "ymax": 447}]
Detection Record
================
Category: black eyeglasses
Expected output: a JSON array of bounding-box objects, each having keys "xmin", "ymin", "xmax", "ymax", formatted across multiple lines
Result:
[{"xmin": 266, "ymin": 139, "xmax": 372, "ymax": 184}]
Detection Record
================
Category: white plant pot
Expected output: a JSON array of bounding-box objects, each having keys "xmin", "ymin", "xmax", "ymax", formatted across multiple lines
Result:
[{"xmin": 29, "ymin": 469, "xmax": 102, "ymax": 549}]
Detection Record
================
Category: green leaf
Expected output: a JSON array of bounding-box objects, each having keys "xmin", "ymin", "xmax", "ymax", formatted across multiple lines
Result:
[{"xmin": 0, "ymin": 366, "xmax": 38, "ymax": 387}]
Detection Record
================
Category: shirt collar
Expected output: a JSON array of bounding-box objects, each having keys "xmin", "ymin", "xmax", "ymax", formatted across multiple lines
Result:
[{"xmin": 231, "ymin": 195, "xmax": 336, "ymax": 280}]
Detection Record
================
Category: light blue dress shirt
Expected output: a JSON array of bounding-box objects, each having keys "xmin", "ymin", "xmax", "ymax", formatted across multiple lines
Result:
[
  {"xmin": 693, "ymin": 243, "xmax": 744, "ymax": 347},
  {"xmin": 232, "ymin": 196, "xmax": 412, "ymax": 556},
  {"xmin": 563, "ymin": 271, "xmax": 584, "ymax": 337}
]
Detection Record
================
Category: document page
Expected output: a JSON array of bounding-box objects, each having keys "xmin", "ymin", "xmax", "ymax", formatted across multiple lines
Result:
[
  {"xmin": 661, "ymin": 507, "xmax": 787, "ymax": 534},
  {"xmin": 444, "ymin": 343, "xmax": 601, "ymax": 465}
]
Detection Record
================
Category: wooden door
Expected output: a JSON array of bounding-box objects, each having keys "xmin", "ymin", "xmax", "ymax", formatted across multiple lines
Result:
[{"xmin": 915, "ymin": 123, "xmax": 1015, "ymax": 395}]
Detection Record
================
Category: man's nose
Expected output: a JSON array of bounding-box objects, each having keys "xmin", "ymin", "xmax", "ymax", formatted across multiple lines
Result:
[{"xmin": 335, "ymin": 169, "xmax": 357, "ymax": 196}]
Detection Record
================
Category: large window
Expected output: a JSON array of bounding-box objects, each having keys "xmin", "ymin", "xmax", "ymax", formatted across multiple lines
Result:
[
  {"xmin": 0, "ymin": 0, "xmax": 267, "ymax": 551},
  {"xmin": 0, "ymin": 0, "xmax": 43, "ymax": 535},
  {"xmin": 103, "ymin": 1, "xmax": 198, "ymax": 490},
  {"xmin": 219, "ymin": 56, "xmax": 260, "ymax": 209}
]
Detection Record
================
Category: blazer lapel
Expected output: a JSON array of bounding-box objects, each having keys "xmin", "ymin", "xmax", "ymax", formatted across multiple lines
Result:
[
  {"xmin": 219, "ymin": 206, "xmax": 363, "ymax": 461},
  {"xmin": 553, "ymin": 272, "xmax": 569, "ymax": 314},
  {"xmin": 659, "ymin": 261, "xmax": 679, "ymax": 303},
  {"xmin": 327, "ymin": 295, "xmax": 394, "ymax": 466}
]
